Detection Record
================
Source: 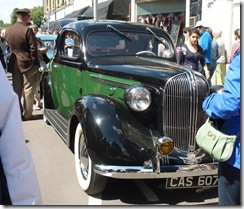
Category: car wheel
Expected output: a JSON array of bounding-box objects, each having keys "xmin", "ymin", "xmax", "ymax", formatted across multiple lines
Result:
[{"xmin": 74, "ymin": 123, "xmax": 107, "ymax": 195}]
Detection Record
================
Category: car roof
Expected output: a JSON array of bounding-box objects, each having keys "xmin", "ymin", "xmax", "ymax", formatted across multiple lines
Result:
[
  {"xmin": 62, "ymin": 19, "xmax": 170, "ymax": 34},
  {"xmin": 36, "ymin": 34, "xmax": 57, "ymax": 40}
]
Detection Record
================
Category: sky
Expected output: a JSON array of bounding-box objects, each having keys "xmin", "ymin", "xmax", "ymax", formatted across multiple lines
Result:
[{"xmin": 0, "ymin": 0, "xmax": 43, "ymax": 23}]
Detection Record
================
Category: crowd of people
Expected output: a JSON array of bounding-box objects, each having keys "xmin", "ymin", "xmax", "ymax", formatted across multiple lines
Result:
[
  {"xmin": 0, "ymin": 8, "xmax": 240, "ymax": 206},
  {"xmin": 177, "ymin": 21, "xmax": 240, "ymax": 88}
]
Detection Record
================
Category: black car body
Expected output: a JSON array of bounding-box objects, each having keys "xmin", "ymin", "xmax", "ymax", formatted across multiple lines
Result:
[{"xmin": 41, "ymin": 18, "xmax": 218, "ymax": 195}]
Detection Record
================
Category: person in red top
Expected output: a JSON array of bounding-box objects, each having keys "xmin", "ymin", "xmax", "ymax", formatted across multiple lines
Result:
[{"xmin": 229, "ymin": 28, "xmax": 240, "ymax": 63}]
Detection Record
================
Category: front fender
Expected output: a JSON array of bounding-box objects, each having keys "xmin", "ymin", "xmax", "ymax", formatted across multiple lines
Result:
[{"xmin": 69, "ymin": 95, "xmax": 157, "ymax": 166}]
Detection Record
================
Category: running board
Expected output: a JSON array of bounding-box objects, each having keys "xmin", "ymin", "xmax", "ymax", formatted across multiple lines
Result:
[{"xmin": 44, "ymin": 109, "xmax": 68, "ymax": 142}]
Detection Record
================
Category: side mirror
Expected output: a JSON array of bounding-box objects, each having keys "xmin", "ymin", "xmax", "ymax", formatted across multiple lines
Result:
[{"xmin": 65, "ymin": 38, "xmax": 74, "ymax": 48}]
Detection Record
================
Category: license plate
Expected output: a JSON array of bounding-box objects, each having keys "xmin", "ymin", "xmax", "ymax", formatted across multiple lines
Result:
[{"xmin": 166, "ymin": 175, "xmax": 218, "ymax": 188}]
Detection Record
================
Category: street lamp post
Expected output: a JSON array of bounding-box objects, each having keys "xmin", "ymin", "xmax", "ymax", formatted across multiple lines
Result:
[
  {"xmin": 92, "ymin": 0, "xmax": 97, "ymax": 21},
  {"xmin": 45, "ymin": 12, "xmax": 50, "ymax": 31},
  {"xmin": 54, "ymin": 0, "xmax": 57, "ymax": 21}
]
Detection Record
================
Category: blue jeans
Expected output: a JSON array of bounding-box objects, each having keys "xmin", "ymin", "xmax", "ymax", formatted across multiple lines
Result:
[
  {"xmin": 218, "ymin": 162, "xmax": 240, "ymax": 205},
  {"xmin": 208, "ymin": 58, "xmax": 217, "ymax": 86}
]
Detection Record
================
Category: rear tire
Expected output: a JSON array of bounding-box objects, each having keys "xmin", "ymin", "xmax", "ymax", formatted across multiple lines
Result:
[{"xmin": 74, "ymin": 123, "xmax": 107, "ymax": 195}]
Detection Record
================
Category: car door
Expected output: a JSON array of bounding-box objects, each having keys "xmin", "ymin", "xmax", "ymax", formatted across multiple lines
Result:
[{"xmin": 51, "ymin": 30, "xmax": 84, "ymax": 118}]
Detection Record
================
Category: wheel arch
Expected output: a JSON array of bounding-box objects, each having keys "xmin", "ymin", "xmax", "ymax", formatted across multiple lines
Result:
[
  {"xmin": 67, "ymin": 94, "xmax": 156, "ymax": 165},
  {"xmin": 41, "ymin": 71, "xmax": 54, "ymax": 109}
]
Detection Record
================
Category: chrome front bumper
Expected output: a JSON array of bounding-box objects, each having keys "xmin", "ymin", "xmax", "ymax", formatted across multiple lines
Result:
[{"xmin": 94, "ymin": 162, "xmax": 218, "ymax": 179}]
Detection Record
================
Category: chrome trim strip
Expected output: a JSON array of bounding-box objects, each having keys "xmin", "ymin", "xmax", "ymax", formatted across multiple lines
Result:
[
  {"xmin": 94, "ymin": 162, "xmax": 218, "ymax": 179},
  {"xmin": 90, "ymin": 75, "xmax": 130, "ymax": 89}
]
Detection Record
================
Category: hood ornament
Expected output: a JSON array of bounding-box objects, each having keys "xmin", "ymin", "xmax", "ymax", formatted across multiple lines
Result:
[{"xmin": 182, "ymin": 145, "xmax": 205, "ymax": 165}]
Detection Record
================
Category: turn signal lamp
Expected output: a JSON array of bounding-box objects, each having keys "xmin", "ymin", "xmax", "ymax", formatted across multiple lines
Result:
[{"xmin": 157, "ymin": 137, "xmax": 174, "ymax": 155}]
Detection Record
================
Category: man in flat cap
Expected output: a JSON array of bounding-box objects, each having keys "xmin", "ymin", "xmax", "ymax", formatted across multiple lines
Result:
[
  {"xmin": 5, "ymin": 8, "xmax": 40, "ymax": 120},
  {"xmin": 16, "ymin": 8, "xmax": 32, "ymax": 15}
]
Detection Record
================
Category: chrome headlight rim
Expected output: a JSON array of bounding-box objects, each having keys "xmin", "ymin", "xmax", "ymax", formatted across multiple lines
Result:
[{"xmin": 125, "ymin": 85, "xmax": 151, "ymax": 112}]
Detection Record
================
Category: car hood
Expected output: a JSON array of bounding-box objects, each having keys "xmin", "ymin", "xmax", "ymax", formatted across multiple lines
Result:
[
  {"xmin": 87, "ymin": 56, "xmax": 188, "ymax": 85},
  {"xmin": 46, "ymin": 51, "xmax": 54, "ymax": 59}
]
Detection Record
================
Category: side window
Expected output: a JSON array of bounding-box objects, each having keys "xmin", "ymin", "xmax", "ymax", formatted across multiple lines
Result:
[{"xmin": 60, "ymin": 31, "xmax": 81, "ymax": 58}]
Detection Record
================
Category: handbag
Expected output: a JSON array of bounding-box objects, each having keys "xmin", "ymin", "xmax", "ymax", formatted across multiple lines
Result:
[
  {"xmin": 6, "ymin": 53, "xmax": 16, "ymax": 73},
  {"xmin": 196, "ymin": 117, "xmax": 239, "ymax": 162}
]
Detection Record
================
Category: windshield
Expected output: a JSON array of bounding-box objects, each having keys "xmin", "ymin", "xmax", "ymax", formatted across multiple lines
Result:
[{"xmin": 87, "ymin": 31, "xmax": 175, "ymax": 59}]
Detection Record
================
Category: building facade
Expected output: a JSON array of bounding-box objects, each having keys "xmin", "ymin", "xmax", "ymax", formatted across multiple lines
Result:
[{"xmin": 43, "ymin": 0, "xmax": 108, "ymax": 22}]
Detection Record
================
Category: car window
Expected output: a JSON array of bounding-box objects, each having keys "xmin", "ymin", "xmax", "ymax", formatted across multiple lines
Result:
[
  {"xmin": 87, "ymin": 31, "xmax": 174, "ymax": 59},
  {"xmin": 60, "ymin": 31, "xmax": 81, "ymax": 58}
]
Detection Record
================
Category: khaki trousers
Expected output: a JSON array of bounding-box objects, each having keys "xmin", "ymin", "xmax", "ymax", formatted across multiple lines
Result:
[
  {"xmin": 22, "ymin": 66, "xmax": 39, "ymax": 118},
  {"xmin": 12, "ymin": 61, "xmax": 23, "ymax": 114},
  {"xmin": 211, "ymin": 63, "xmax": 226, "ymax": 86}
]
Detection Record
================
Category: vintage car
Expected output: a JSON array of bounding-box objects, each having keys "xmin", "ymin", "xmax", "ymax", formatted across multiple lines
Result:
[
  {"xmin": 41, "ymin": 18, "xmax": 218, "ymax": 195},
  {"xmin": 36, "ymin": 34, "xmax": 57, "ymax": 59}
]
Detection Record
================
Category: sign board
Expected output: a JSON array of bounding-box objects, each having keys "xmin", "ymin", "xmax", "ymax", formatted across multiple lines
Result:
[{"xmin": 169, "ymin": 20, "xmax": 180, "ymax": 45}]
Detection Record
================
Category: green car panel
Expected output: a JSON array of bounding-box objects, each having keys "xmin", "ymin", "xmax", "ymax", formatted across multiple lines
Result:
[{"xmin": 49, "ymin": 61, "xmax": 140, "ymax": 118}]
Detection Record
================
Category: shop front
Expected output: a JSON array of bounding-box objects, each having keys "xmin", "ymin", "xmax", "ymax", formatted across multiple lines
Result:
[{"xmin": 134, "ymin": 0, "xmax": 187, "ymax": 46}]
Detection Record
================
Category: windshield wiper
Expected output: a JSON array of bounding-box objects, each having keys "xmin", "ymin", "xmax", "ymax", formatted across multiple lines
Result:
[
  {"xmin": 107, "ymin": 25, "xmax": 132, "ymax": 42},
  {"xmin": 146, "ymin": 27, "xmax": 168, "ymax": 48}
]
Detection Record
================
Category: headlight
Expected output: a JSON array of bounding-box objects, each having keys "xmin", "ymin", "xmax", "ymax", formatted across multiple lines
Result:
[
  {"xmin": 157, "ymin": 137, "xmax": 174, "ymax": 156},
  {"xmin": 125, "ymin": 85, "xmax": 151, "ymax": 111}
]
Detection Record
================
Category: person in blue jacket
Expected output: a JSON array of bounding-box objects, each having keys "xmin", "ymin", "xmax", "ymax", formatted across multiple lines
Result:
[
  {"xmin": 195, "ymin": 21, "xmax": 212, "ymax": 71},
  {"xmin": 202, "ymin": 50, "xmax": 240, "ymax": 205}
]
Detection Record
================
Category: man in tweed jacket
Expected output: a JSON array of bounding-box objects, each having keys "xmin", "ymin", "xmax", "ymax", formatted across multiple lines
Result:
[{"xmin": 6, "ymin": 8, "xmax": 40, "ymax": 120}]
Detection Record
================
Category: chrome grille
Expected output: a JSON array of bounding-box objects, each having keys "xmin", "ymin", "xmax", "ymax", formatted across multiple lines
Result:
[{"xmin": 162, "ymin": 73, "xmax": 209, "ymax": 151}]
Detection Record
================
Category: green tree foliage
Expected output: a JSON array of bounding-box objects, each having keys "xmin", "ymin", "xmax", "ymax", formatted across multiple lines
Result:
[
  {"xmin": 10, "ymin": 8, "xmax": 18, "ymax": 24},
  {"xmin": 32, "ymin": 6, "xmax": 44, "ymax": 28},
  {"xmin": 8, "ymin": 6, "xmax": 43, "ymax": 27}
]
